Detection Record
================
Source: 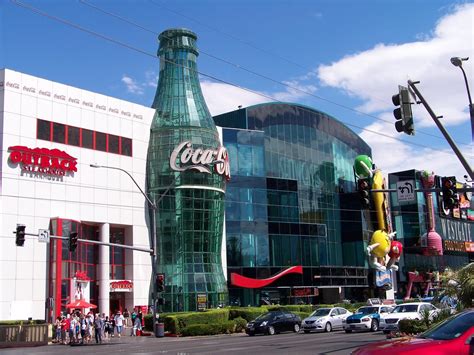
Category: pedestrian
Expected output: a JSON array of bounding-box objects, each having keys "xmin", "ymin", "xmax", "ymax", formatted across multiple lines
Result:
[
  {"xmin": 114, "ymin": 310, "xmax": 124, "ymax": 338},
  {"xmin": 94, "ymin": 313, "xmax": 103, "ymax": 344},
  {"xmin": 133, "ymin": 312, "xmax": 142, "ymax": 336},
  {"xmin": 130, "ymin": 308, "xmax": 137, "ymax": 335},
  {"xmin": 60, "ymin": 316, "xmax": 68, "ymax": 345},
  {"xmin": 54, "ymin": 316, "xmax": 61, "ymax": 343},
  {"xmin": 103, "ymin": 316, "xmax": 111, "ymax": 341},
  {"xmin": 123, "ymin": 308, "xmax": 130, "ymax": 328},
  {"xmin": 110, "ymin": 315, "xmax": 116, "ymax": 337}
]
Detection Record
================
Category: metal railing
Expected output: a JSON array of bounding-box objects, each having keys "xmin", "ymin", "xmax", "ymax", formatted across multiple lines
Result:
[{"xmin": 0, "ymin": 324, "xmax": 48, "ymax": 348}]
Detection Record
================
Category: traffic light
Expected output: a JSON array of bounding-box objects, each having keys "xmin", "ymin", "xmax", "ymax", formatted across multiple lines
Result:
[
  {"xmin": 392, "ymin": 85, "xmax": 414, "ymax": 135},
  {"xmin": 15, "ymin": 224, "xmax": 26, "ymax": 247},
  {"xmin": 441, "ymin": 176, "xmax": 458, "ymax": 209},
  {"xmin": 156, "ymin": 273, "xmax": 165, "ymax": 293},
  {"xmin": 69, "ymin": 231, "xmax": 78, "ymax": 252},
  {"xmin": 357, "ymin": 178, "xmax": 371, "ymax": 209}
]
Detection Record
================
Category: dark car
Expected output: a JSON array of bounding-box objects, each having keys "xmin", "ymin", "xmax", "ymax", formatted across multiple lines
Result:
[
  {"xmin": 352, "ymin": 309, "xmax": 474, "ymax": 355},
  {"xmin": 245, "ymin": 310, "xmax": 302, "ymax": 336}
]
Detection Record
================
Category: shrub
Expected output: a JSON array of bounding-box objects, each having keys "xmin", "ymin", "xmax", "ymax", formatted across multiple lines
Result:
[
  {"xmin": 398, "ymin": 318, "xmax": 428, "ymax": 334},
  {"xmin": 180, "ymin": 321, "xmax": 235, "ymax": 337},
  {"xmin": 233, "ymin": 317, "xmax": 247, "ymax": 333},
  {"xmin": 228, "ymin": 307, "xmax": 267, "ymax": 322}
]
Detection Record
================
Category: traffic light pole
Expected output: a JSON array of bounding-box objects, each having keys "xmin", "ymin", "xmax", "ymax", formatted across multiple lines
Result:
[
  {"xmin": 13, "ymin": 232, "xmax": 155, "ymax": 253},
  {"xmin": 408, "ymin": 80, "xmax": 474, "ymax": 180}
]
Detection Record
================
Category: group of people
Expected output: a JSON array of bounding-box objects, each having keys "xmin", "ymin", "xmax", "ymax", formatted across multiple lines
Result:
[{"xmin": 53, "ymin": 308, "xmax": 144, "ymax": 345}]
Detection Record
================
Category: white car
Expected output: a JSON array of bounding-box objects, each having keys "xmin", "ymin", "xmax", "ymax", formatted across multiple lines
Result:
[
  {"xmin": 342, "ymin": 305, "xmax": 394, "ymax": 332},
  {"xmin": 379, "ymin": 302, "xmax": 439, "ymax": 333},
  {"xmin": 302, "ymin": 307, "xmax": 353, "ymax": 333}
]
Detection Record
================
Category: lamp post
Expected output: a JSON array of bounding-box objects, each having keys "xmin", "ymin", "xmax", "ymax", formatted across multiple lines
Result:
[
  {"xmin": 450, "ymin": 57, "xmax": 474, "ymax": 142},
  {"xmin": 89, "ymin": 163, "xmax": 161, "ymax": 335}
]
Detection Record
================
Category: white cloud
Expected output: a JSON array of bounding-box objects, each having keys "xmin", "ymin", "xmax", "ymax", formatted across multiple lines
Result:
[
  {"xmin": 121, "ymin": 75, "xmax": 144, "ymax": 95},
  {"xmin": 317, "ymin": 4, "xmax": 473, "ymax": 180},
  {"xmin": 317, "ymin": 3, "xmax": 474, "ymax": 128}
]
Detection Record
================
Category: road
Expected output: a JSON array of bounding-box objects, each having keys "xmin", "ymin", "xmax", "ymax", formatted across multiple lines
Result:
[{"xmin": 0, "ymin": 330, "xmax": 387, "ymax": 355}]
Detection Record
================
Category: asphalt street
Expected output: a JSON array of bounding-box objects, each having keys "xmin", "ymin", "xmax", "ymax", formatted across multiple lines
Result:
[{"xmin": 0, "ymin": 329, "xmax": 388, "ymax": 355}]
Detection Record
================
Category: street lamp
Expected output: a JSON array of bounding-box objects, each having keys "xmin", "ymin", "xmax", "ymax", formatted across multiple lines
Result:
[
  {"xmin": 450, "ymin": 57, "xmax": 474, "ymax": 141},
  {"xmin": 89, "ymin": 163, "xmax": 161, "ymax": 335}
]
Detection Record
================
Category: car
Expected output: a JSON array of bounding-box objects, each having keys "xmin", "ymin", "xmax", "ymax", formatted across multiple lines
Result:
[
  {"xmin": 245, "ymin": 310, "xmax": 301, "ymax": 336},
  {"xmin": 379, "ymin": 302, "xmax": 439, "ymax": 334},
  {"xmin": 351, "ymin": 309, "xmax": 474, "ymax": 354},
  {"xmin": 302, "ymin": 307, "xmax": 353, "ymax": 333},
  {"xmin": 343, "ymin": 305, "xmax": 394, "ymax": 333}
]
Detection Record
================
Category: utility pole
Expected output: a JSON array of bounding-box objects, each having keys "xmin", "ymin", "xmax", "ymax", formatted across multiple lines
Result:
[{"xmin": 407, "ymin": 80, "xmax": 474, "ymax": 180}]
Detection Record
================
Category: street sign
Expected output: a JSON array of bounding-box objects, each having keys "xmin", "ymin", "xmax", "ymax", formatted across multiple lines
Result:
[
  {"xmin": 38, "ymin": 229, "xmax": 50, "ymax": 243},
  {"xmin": 396, "ymin": 180, "xmax": 415, "ymax": 203}
]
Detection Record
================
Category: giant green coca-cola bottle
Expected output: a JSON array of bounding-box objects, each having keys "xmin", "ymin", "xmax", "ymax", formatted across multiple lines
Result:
[{"xmin": 147, "ymin": 28, "xmax": 230, "ymax": 312}]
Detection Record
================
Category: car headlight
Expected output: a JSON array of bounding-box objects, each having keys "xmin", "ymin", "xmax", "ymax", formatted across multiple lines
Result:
[
  {"xmin": 315, "ymin": 319, "xmax": 322, "ymax": 323},
  {"xmin": 260, "ymin": 321, "xmax": 268, "ymax": 327},
  {"xmin": 361, "ymin": 317, "xmax": 370, "ymax": 322}
]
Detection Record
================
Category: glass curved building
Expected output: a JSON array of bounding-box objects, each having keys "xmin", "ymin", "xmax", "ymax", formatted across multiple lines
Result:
[{"xmin": 214, "ymin": 103, "xmax": 372, "ymax": 305}]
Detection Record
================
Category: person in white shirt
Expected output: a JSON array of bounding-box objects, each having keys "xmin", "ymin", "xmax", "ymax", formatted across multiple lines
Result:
[{"xmin": 114, "ymin": 311, "xmax": 125, "ymax": 338}]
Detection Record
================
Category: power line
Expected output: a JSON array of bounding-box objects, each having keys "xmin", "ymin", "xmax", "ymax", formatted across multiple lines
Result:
[
  {"xmin": 79, "ymin": 0, "xmax": 471, "ymax": 148},
  {"xmin": 10, "ymin": 0, "xmax": 473, "ymax": 161}
]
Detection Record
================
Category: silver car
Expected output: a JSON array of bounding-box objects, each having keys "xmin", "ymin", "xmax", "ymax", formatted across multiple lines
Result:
[{"xmin": 302, "ymin": 307, "xmax": 353, "ymax": 333}]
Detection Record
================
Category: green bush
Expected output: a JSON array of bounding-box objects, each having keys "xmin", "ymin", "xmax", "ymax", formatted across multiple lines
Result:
[
  {"xmin": 228, "ymin": 307, "xmax": 268, "ymax": 322},
  {"xmin": 398, "ymin": 319, "xmax": 428, "ymax": 334},
  {"xmin": 267, "ymin": 305, "xmax": 313, "ymax": 313},
  {"xmin": 180, "ymin": 321, "xmax": 235, "ymax": 337},
  {"xmin": 233, "ymin": 317, "xmax": 247, "ymax": 333},
  {"xmin": 154, "ymin": 309, "xmax": 230, "ymax": 335}
]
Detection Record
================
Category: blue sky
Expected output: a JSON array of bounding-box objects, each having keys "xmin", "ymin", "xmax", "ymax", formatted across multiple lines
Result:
[{"xmin": 2, "ymin": 0, "xmax": 473, "ymax": 181}]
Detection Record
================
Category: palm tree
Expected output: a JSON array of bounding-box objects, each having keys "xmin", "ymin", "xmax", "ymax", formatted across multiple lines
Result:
[{"xmin": 441, "ymin": 263, "xmax": 474, "ymax": 309}]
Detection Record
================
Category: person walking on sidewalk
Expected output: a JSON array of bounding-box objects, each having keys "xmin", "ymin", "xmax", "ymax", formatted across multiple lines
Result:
[
  {"xmin": 114, "ymin": 311, "xmax": 124, "ymax": 338},
  {"xmin": 94, "ymin": 313, "xmax": 103, "ymax": 344},
  {"xmin": 123, "ymin": 308, "xmax": 130, "ymax": 328}
]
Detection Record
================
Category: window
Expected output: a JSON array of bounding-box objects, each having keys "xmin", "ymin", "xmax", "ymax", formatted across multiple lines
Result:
[
  {"xmin": 52, "ymin": 122, "xmax": 65, "ymax": 144},
  {"xmin": 36, "ymin": 119, "xmax": 133, "ymax": 157},
  {"xmin": 37, "ymin": 119, "xmax": 51, "ymax": 140},
  {"xmin": 82, "ymin": 129, "xmax": 93, "ymax": 149},
  {"xmin": 121, "ymin": 137, "xmax": 132, "ymax": 156},
  {"xmin": 108, "ymin": 134, "xmax": 119, "ymax": 154},
  {"xmin": 67, "ymin": 126, "xmax": 80, "ymax": 146},
  {"xmin": 95, "ymin": 132, "xmax": 106, "ymax": 151}
]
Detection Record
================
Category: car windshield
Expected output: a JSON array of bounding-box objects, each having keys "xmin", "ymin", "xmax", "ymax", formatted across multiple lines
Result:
[
  {"xmin": 357, "ymin": 307, "xmax": 378, "ymax": 314},
  {"xmin": 392, "ymin": 304, "xmax": 418, "ymax": 313},
  {"xmin": 255, "ymin": 312, "xmax": 279, "ymax": 321},
  {"xmin": 418, "ymin": 312, "xmax": 474, "ymax": 340},
  {"xmin": 310, "ymin": 308, "xmax": 331, "ymax": 317}
]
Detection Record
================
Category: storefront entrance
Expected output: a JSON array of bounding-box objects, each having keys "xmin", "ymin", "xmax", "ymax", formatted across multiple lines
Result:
[{"xmin": 110, "ymin": 293, "xmax": 125, "ymax": 316}]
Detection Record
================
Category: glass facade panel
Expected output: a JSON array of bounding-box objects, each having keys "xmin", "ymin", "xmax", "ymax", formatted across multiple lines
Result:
[
  {"xmin": 52, "ymin": 122, "xmax": 65, "ymax": 144},
  {"xmin": 67, "ymin": 126, "xmax": 80, "ymax": 146},
  {"xmin": 37, "ymin": 119, "xmax": 51, "ymax": 141},
  {"xmin": 218, "ymin": 103, "xmax": 372, "ymax": 305}
]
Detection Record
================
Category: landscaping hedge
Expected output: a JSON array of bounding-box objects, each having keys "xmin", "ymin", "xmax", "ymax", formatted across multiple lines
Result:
[{"xmin": 180, "ymin": 321, "xmax": 235, "ymax": 337}]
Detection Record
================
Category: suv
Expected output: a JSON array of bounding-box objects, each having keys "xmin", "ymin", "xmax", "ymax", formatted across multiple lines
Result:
[
  {"xmin": 379, "ymin": 302, "xmax": 439, "ymax": 334},
  {"xmin": 343, "ymin": 305, "xmax": 393, "ymax": 333}
]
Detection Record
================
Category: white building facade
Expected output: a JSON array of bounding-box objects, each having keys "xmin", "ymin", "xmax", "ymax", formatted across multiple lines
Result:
[{"xmin": 0, "ymin": 69, "xmax": 155, "ymax": 321}]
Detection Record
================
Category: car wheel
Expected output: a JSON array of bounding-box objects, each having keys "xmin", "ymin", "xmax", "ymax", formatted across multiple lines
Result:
[
  {"xmin": 325, "ymin": 322, "xmax": 332, "ymax": 332},
  {"xmin": 304, "ymin": 330, "xmax": 310, "ymax": 334},
  {"xmin": 345, "ymin": 329, "xmax": 352, "ymax": 333},
  {"xmin": 293, "ymin": 323, "xmax": 300, "ymax": 333},
  {"xmin": 370, "ymin": 319, "xmax": 379, "ymax": 332},
  {"xmin": 248, "ymin": 332, "xmax": 255, "ymax": 336},
  {"xmin": 267, "ymin": 326, "xmax": 275, "ymax": 335}
]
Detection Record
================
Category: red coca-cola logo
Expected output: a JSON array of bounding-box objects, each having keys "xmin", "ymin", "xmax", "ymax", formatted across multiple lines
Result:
[
  {"xmin": 110, "ymin": 280, "xmax": 133, "ymax": 290},
  {"xmin": 170, "ymin": 141, "xmax": 231, "ymax": 181},
  {"xmin": 8, "ymin": 146, "xmax": 78, "ymax": 176}
]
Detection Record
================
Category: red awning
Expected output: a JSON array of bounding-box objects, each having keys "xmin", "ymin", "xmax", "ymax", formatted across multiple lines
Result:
[{"xmin": 65, "ymin": 299, "xmax": 97, "ymax": 309}]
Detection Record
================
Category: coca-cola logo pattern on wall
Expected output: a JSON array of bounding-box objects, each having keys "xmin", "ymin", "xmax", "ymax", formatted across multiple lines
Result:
[
  {"xmin": 170, "ymin": 141, "xmax": 231, "ymax": 181},
  {"xmin": 8, "ymin": 145, "xmax": 78, "ymax": 176}
]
